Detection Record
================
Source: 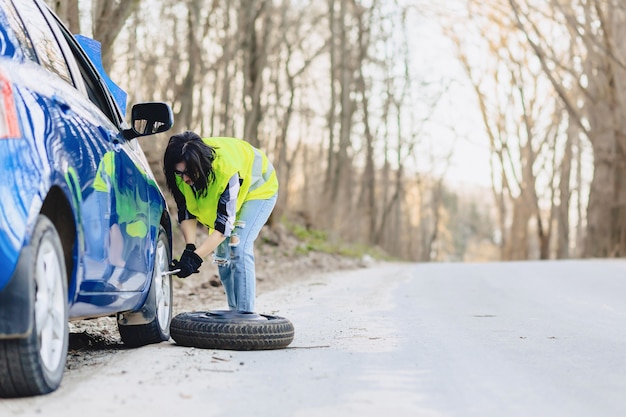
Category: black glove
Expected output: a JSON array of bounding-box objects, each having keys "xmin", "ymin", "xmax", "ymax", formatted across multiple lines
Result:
[
  {"xmin": 172, "ymin": 248, "xmax": 203, "ymax": 278},
  {"xmin": 169, "ymin": 244, "xmax": 196, "ymax": 277}
]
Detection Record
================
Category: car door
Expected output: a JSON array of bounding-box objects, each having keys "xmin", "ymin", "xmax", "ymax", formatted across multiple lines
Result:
[
  {"xmin": 47, "ymin": 22, "xmax": 164, "ymax": 296},
  {"xmin": 11, "ymin": 0, "xmax": 157, "ymax": 301}
]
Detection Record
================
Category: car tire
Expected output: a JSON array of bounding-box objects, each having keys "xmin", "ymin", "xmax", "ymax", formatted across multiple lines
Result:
[
  {"xmin": 170, "ymin": 310, "xmax": 295, "ymax": 351},
  {"xmin": 0, "ymin": 214, "xmax": 68, "ymax": 398},
  {"xmin": 117, "ymin": 226, "xmax": 172, "ymax": 347}
]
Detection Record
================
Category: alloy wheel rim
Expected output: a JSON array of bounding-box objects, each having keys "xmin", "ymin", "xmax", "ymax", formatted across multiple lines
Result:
[
  {"xmin": 34, "ymin": 238, "xmax": 65, "ymax": 371},
  {"xmin": 155, "ymin": 239, "xmax": 171, "ymax": 331}
]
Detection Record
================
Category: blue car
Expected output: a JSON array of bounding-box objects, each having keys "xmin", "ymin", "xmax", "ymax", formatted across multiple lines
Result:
[{"xmin": 0, "ymin": 0, "xmax": 175, "ymax": 397}]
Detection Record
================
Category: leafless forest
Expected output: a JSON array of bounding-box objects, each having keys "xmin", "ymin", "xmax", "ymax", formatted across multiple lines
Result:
[{"xmin": 45, "ymin": 0, "xmax": 626, "ymax": 262}]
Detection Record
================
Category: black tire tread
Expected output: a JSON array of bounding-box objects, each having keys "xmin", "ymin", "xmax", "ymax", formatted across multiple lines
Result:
[
  {"xmin": 0, "ymin": 332, "xmax": 52, "ymax": 398},
  {"xmin": 171, "ymin": 312, "xmax": 294, "ymax": 351}
]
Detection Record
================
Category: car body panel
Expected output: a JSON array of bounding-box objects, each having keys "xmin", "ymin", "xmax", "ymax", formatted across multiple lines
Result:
[{"xmin": 0, "ymin": 0, "xmax": 173, "ymax": 333}]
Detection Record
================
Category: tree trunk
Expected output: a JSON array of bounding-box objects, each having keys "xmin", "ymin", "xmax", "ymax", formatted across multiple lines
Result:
[
  {"xmin": 324, "ymin": 0, "xmax": 337, "ymax": 203},
  {"xmin": 505, "ymin": 195, "xmax": 531, "ymax": 260},
  {"xmin": 176, "ymin": 3, "xmax": 201, "ymax": 130},
  {"xmin": 46, "ymin": 0, "xmax": 80, "ymax": 33},
  {"xmin": 608, "ymin": 2, "xmax": 626, "ymax": 256},
  {"xmin": 328, "ymin": 0, "xmax": 354, "ymax": 227},
  {"xmin": 92, "ymin": 0, "xmax": 141, "ymax": 72},
  {"xmin": 240, "ymin": 0, "xmax": 271, "ymax": 147},
  {"xmin": 354, "ymin": 7, "xmax": 377, "ymax": 243},
  {"xmin": 582, "ymin": 1, "xmax": 618, "ymax": 257},
  {"xmin": 557, "ymin": 120, "xmax": 574, "ymax": 259}
]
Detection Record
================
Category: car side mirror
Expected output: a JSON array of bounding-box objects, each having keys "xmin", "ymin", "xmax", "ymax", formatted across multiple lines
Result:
[{"xmin": 123, "ymin": 102, "xmax": 174, "ymax": 140}]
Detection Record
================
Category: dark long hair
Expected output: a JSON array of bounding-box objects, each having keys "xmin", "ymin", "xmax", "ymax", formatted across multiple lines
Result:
[{"xmin": 163, "ymin": 131, "xmax": 216, "ymax": 198}]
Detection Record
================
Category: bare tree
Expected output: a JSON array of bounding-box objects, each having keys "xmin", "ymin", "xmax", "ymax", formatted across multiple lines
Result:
[
  {"xmin": 324, "ymin": 0, "xmax": 357, "ymax": 228},
  {"xmin": 98, "ymin": 0, "xmax": 499, "ymax": 262},
  {"xmin": 239, "ymin": 0, "xmax": 272, "ymax": 147},
  {"xmin": 92, "ymin": 0, "xmax": 141, "ymax": 71},
  {"xmin": 269, "ymin": 3, "xmax": 328, "ymax": 220},
  {"xmin": 508, "ymin": 0, "xmax": 626, "ymax": 257},
  {"xmin": 354, "ymin": 2, "xmax": 378, "ymax": 242},
  {"xmin": 45, "ymin": 0, "xmax": 80, "ymax": 33},
  {"xmin": 445, "ymin": 0, "xmax": 568, "ymax": 260}
]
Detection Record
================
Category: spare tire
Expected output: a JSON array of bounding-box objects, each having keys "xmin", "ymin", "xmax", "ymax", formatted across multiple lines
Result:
[{"xmin": 170, "ymin": 310, "xmax": 294, "ymax": 351}]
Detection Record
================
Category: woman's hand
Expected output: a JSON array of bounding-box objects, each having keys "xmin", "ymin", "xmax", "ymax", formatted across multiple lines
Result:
[{"xmin": 171, "ymin": 245, "xmax": 203, "ymax": 278}]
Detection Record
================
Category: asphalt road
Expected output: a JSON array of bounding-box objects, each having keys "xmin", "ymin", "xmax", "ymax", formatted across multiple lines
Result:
[{"xmin": 2, "ymin": 259, "xmax": 626, "ymax": 416}]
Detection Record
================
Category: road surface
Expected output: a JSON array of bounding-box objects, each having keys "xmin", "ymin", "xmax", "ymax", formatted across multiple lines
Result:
[{"xmin": 2, "ymin": 259, "xmax": 626, "ymax": 416}]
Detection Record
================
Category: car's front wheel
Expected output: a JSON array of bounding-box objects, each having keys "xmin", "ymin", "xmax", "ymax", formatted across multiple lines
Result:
[
  {"xmin": 117, "ymin": 226, "xmax": 172, "ymax": 347},
  {"xmin": 0, "ymin": 214, "xmax": 69, "ymax": 398}
]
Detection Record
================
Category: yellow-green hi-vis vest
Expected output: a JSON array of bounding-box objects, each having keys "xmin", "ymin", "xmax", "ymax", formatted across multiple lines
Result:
[{"xmin": 176, "ymin": 137, "xmax": 278, "ymax": 230}]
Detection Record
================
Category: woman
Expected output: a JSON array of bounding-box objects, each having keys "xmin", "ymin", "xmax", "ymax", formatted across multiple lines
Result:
[{"xmin": 163, "ymin": 131, "xmax": 278, "ymax": 313}]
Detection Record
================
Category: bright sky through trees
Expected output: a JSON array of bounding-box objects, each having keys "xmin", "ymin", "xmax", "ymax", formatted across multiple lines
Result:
[{"xmin": 409, "ymin": 7, "xmax": 492, "ymax": 188}]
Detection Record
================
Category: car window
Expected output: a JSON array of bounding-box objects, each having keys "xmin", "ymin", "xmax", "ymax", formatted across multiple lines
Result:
[
  {"xmin": 0, "ymin": 1, "xmax": 37, "ymax": 62},
  {"xmin": 48, "ymin": 19, "xmax": 121, "ymax": 126},
  {"xmin": 8, "ymin": 0, "xmax": 123, "ymax": 129},
  {"xmin": 10, "ymin": 0, "xmax": 72, "ymax": 84}
]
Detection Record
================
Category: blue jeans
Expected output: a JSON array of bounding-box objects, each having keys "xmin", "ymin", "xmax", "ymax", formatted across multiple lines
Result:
[{"xmin": 213, "ymin": 193, "xmax": 277, "ymax": 312}]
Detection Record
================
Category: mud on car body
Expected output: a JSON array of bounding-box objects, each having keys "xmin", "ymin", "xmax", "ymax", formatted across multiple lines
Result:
[{"xmin": 0, "ymin": 0, "xmax": 175, "ymax": 397}]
